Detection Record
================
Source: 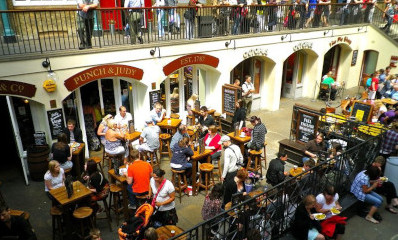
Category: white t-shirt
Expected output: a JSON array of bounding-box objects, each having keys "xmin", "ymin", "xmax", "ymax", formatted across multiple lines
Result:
[
  {"xmin": 316, "ymin": 193, "xmax": 339, "ymax": 219},
  {"xmin": 150, "ymin": 178, "xmax": 175, "ymax": 211},
  {"xmin": 44, "ymin": 168, "xmax": 64, "ymax": 192},
  {"xmin": 242, "ymin": 81, "xmax": 254, "ymax": 98},
  {"xmin": 114, "ymin": 112, "xmax": 133, "ymax": 131}
]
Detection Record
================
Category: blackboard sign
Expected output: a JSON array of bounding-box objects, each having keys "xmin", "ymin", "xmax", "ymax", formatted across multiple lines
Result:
[
  {"xmin": 296, "ymin": 110, "xmax": 318, "ymax": 143},
  {"xmin": 222, "ymin": 85, "xmax": 238, "ymax": 116},
  {"xmin": 33, "ymin": 131, "xmax": 47, "ymax": 145},
  {"xmin": 149, "ymin": 90, "xmax": 161, "ymax": 110},
  {"xmin": 350, "ymin": 101, "xmax": 373, "ymax": 123},
  {"xmin": 47, "ymin": 109, "xmax": 65, "ymax": 139},
  {"xmin": 351, "ymin": 50, "xmax": 358, "ymax": 66}
]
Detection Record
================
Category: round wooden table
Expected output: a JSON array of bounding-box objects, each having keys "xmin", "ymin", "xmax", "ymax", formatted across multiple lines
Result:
[{"xmin": 156, "ymin": 225, "xmax": 186, "ymax": 240}]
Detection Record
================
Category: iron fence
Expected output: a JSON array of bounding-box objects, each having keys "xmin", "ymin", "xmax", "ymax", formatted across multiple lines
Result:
[
  {"xmin": 172, "ymin": 135, "xmax": 382, "ymax": 240},
  {"xmin": 0, "ymin": 3, "xmax": 396, "ymax": 56}
]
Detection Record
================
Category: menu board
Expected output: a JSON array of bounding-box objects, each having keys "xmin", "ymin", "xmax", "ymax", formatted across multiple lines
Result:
[
  {"xmin": 222, "ymin": 85, "xmax": 239, "ymax": 116},
  {"xmin": 47, "ymin": 109, "xmax": 65, "ymax": 138},
  {"xmin": 149, "ymin": 90, "xmax": 161, "ymax": 110},
  {"xmin": 296, "ymin": 110, "xmax": 318, "ymax": 143},
  {"xmin": 351, "ymin": 101, "xmax": 373, "ymax": 123},
  {"xmin": 351, "ymin": 50, "xmax": 358, "ymax": 66}
]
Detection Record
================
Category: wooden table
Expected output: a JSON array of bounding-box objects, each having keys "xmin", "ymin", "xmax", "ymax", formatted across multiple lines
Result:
[
  {"xmin": 108, "ymin": 167, "xmax": 129, "ymax": 220},
  {"xmin": 381, "ymin": 98, "xmax": 398, "ymax": 105},
  {"xmin": 125, "ymin": 131, "xmax": 141, "ymax": 142},
  {"xmin": 191, "ymin": 149, "xmax": 212, "ymax": 195},
  {"xmin": 227, "ymin": 131, "xmax": 251, "ymax": 154},
  {"xmin": 71, "ymin": 143, "xmax": 85, "ymax": 180},
  {"xmin": 49, "ymin": 181, "xmax": 92, "ymax": 206},
  {"xmin": 224, "ymin": 202, "xmax": 238, "ymax": 217},
  {"xmin": 157, "ymin": 118, "xmax": 182, "ymax": 134},
  {"xmin": 156, "ymin": 225, "xmax": 186, "ymax": 240},
  {"xmin": 289, "ymin": 167, "xmax": 304, "ymax": 177}
]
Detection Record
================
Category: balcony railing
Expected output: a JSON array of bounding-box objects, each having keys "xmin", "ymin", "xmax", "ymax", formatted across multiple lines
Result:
[
  {"xmin": 0, "ymin": 3, "xmax": 396, "ymax": 56},
  {"xmin": 172, "ymin": 135, "xmax": 382, "ymax": 240}
]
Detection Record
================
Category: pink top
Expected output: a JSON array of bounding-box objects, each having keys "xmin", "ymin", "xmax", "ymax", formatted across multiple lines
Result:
[{"xmin": 204, "ymin": 133, "xmax": 221, "ymax": 155}]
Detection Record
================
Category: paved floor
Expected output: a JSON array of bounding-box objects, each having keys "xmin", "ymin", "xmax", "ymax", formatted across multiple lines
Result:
[{"xmin": 1, "ymin": 86, "xmax": 398, "ymax": 239}]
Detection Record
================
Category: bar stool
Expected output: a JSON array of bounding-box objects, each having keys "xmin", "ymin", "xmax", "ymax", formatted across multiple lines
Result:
[
  {"xmin": 214, "ymin": 112, "xmax": 222, "ymax": 133},
  {"xmin": 104, "ymin": 152, "xmax": 124, "ymax": 178},
  {"xmin": 141, "ymin": 150, "xmax": 160, "ymax": 167},
  {"xmin": 50, "ymin": 206, "xmax": 63, "ymax": 240},
  {"xmin": 73, "ymin": 207, "xmax": 94, "ymax": 239},
  {"xmin": 171, "ymin": 168, "xmax": 188, "ymax": 203},
  {"xmin": 109, "ymin": 184, "xmax": 123, "ymax": 226},
  {"xmin": 198, "ymin": 163, "xmax": 215, "ymax": 195},
  {"xmin": 170, "ymin": 113, "xmax": 180, "ymax": 119},
  {"xmin": 89, "ymin": 156, "xmax": 104, "ymax": 176},
  {"xmin": 135, "ymin": 194, "xmax": 149, "ymax": 208},
  {"xmin": 159, "ymin": 133, "xmax": 172, "ymax": 160},
  {"xmin": 247, "ymin": 149, "xmax": 263, "ymax": 175},
  {"xmin": 262, "ymin": 141, "xmax": 268, "ymax": 173},
  {"xmin": 212, "ymin": 159, "xmax": 222, "ymax": 182}
]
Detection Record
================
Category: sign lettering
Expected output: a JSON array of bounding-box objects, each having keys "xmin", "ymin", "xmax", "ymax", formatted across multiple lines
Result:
[
  {"xmin": 0, "ymin": 80, "xmax": 36, "ymax": 98},
  {"xmin": 163, "ymin": 54, "xmax": 219, "ymax": 76},
  {"xmin": 329, "ymin": 36, "xmax": 352, "ymax": 47},
  {"xmin": 243, "ymin": 48, "xmax": 268, "ymax": 59},
  {"xmin": 293, "ymin": 42, "xmax": 313, "ymax": 52}
]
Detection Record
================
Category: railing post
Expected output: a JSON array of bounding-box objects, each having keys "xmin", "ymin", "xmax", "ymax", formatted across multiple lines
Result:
[
  {"xmin": 0, "ymin": 0, "xmax": 16, "ymax": 43},
  {"xmin": 93, "ymin": 11, "xmax": 103, "ymax": 37}
]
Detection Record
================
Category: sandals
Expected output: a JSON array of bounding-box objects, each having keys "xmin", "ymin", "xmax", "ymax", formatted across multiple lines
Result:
[
  {"xmin": 385, "ymin": 207, "xmax": 398, "ymax": 214},
  {"xmin": 365, "ymin": 216, "xmax": 380, "ymax": 224}
]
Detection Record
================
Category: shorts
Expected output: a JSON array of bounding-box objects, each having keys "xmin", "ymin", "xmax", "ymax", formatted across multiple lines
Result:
[{"xmin": 308, "ymin": 228, "xmax": 320, "ymax": 240}]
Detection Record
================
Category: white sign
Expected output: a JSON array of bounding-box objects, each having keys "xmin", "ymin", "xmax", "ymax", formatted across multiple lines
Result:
[
  {"xmin": 243, "ymin": 48, "xmax": 268, "ymax": 59},
  {"xmin": 293, "ymin": 42, "xmax": 313, "ymax": 52}
]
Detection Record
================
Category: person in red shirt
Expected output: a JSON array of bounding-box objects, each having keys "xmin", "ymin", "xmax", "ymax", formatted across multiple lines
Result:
[
  {"xmin": 369, "ymin": 71, "xmax": 380, "ymax": 100},
  {"xmin": 204, "ymin": 125, "xmax": 222, "ymax": 161},
  {"xmin": 124, "ymin": 148, "xmax": 153, "ymax": 209}
]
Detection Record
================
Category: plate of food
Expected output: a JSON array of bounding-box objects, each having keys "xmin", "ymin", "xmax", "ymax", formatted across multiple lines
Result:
[
  {"xmin": 313, "ymin": 213, "xmax": 326, "ymax": 221},
  {"xmin": 330, "ymin": 207, "xmax": 341, "ymax": 215}
]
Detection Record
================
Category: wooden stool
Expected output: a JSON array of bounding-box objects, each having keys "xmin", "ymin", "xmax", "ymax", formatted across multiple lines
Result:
[
  {"xmin": 89, "ymin": 156, "xmax": 104, "ymax": 176},
  {"xmin": 50, "ymin": 206, "xmax": 64, "ymax": 240},
  {"xmin": 135, "ymin": 194, "xmax": 149, "ymax": 208},
  {"xmin": 73, "ymin": 207, "xmax": 94, "ymax": 239},
  {"xmin": 109, "ymin": 184, "xmax": 123, "ymax": 226},
  {"xmin": 141, "ymin": 150, "xmax": 160, "ymax": 168},
  {"xmin": 10, "ymin": 209, "xmax": 31, "ymax": 227},
  {"xmin": 213, "ymin": 159, "xmax": 222, "ymax": 182},
  {"xmin": 104, "ymin": 152, "xmax": 123, "ymax": 179},
  {"xmin": 171, "ymin": 169, "xmax": 188, "ymax": 203},
  {"xmin": 95, "ymin": 197, "xmax": 112, "ymax": 232},
  {"xmin": 170, "ymin": 113, "xmax": 180, "ymax": 119},
  {"xmin": 187, "ymin": 115, "xmax": 195, "ymax": 126},
  {"xmin": 214, "ymin": 112, "xmax": 222, "ymax": 133},
  {"xmin": 262, "ymin": 142, "xmax": 267, "ymax": 174},
  {"xmin": 159, "ymin": 133, "xmax": 172, "ymax": 160},
  {"xmin": 247, "ymin": 149, "xmax": 264, "ymax": 175},
  {"xmin": 198, "ymin": 163, "xmax": 215, "ymax": 195}
]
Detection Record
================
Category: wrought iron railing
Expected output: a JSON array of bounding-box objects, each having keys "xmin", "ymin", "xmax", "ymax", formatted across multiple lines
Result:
[
  {"xmin": 0, "ymin": 3, "xmax": 396, "ymax": 56},
  {"xmin": 172, "ymin": 135, "xmax": 382, "ymax": 240}
]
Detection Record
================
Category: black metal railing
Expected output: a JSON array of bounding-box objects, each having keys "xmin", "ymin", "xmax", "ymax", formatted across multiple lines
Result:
[
  {"xmin": 172, "ymin": 135, "xmax": 382, "ymax": 240},
  {"xmin": 0, "ymin": 3, "xmax": 396, "ymax": 56}
]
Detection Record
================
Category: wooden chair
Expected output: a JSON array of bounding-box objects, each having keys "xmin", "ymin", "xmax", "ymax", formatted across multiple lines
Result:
[
  {"xmin": 212, "ymin": 158, "xmax": 222, "ymax": 182},
  {"xmin": 50, "ymin": 206, "xmax": 64, "ymax": 240},
  {"xmin": 171, "ymin": 169, "xmax": 188, "ymax": 203},
  {"xmin": 247, "ymin": 149, "xmax": 264, "ymax": 176},
  {"xmin": 109, "ymin": 184, "xmax": 123, "ymax": 226},
  {"xmin": 319, "ymin": 83, "xmax": 331, "ymax": 101},
  {"xmin": 198, "ymin": 163, "xmax": 215, "ymax": 195},
  {"xmin": 73, "ymin": 207, "xmax": 95, "ymax": 239},
  {"xmin": 214, "ymin": 112, "xmax": 222, "ymax": 133},
  {"xmin": 141, "ymin": 150, "xmax": 160, "ymax": 168},
  {"xmin": 89, "ymin": 156, "xmax": 104, "ymax": 176},
  {"xmin": 159, "ymin": 133, "xmax": 172, "ymax": 160}
]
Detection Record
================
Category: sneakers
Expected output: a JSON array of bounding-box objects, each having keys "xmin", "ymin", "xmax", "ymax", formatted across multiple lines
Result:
[
  {"xmin": 365, "ymin": 215, "xmax": 379, "ymax": 224},
  {"xmin": 128, "ymin": 204, "xmax": 136, "ymax": 210}
]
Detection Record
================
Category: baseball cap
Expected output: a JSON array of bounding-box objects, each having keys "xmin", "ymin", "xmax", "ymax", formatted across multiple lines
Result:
[
  {"xmin": 145, "ymin": 117, "xmax": 153, "ymax": 124},
  {"xmin": 218, "ymin": 135, "xmax": 231, "ymax": 144}
]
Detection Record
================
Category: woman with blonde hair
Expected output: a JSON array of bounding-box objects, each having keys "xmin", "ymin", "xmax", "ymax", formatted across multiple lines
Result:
[
  {"xmin": 104, "ymin": 119, "xmax": 125, "ymax": 155},
  {"xmin": 186, "ymin": 93, "xmax": 198, "ymax": 116},
  {"xmin": 97, "ymin": 114, "xmax": 113, "ymax": 146},
  {"xmin": 44, "ymin": 160, "xmax": 65, "ymax": 200}
]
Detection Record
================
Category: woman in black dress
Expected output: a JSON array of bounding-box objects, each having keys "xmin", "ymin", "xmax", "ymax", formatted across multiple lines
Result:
[
  {"xmin": 83, "ymin": 159, "xmax": 109, "ymax": 213},
  {"xmin": 51, "ymin": 133, "xmax": 73, "ymax": 171},
  {"xmin": 232, "ymin": 99, "xmax": 246, "ymax": 129}
]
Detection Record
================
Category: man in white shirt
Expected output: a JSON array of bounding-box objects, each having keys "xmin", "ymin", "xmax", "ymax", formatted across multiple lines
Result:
[
  {"xmin": 149, "ymin": 102, "xmax": 166, "ymax": 124},
  {"xmin": 114, "ymin": 106, "xmax": 133, "ymax": 132},
  {"xmin": 219, "ymin": 135, "xmax": 243, "ymax": 183},
  {"xmin": 124, "ymin": 0, "xmax": 144, "ymax": 44},
  {"xmin": 242, "ymin": 75, "xmax": 255, "ymax": 115}
]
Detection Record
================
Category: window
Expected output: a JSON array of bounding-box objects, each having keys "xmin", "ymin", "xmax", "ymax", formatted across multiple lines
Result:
[{"xmin": 13, "ymin": 0, "xmax": 76, "ymax": 6}]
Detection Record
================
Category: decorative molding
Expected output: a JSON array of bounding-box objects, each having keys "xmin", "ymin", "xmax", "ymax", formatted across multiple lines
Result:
[{"xmin": 243, "ymin": 48, "xmax": 268, "ymax": 59}]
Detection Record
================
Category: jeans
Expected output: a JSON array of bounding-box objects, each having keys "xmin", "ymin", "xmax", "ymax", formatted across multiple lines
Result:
[
  {"xmin": 233, "ymin": 14, "xmax": 241, "ymax": 35},
  {"xmin": 157, "ymin": 9, "xmax": 165, "ymax": 37},
  {"xmin": 185, "ymin": 18, "xmax": 194, "ymax": 39},
  {"xmin": 128, "ymin": 11, "xmax": 142, "ymax": 44},
  {"xmin": 364, "ymin": 191, "xmax": 383, "ymax": 208}
]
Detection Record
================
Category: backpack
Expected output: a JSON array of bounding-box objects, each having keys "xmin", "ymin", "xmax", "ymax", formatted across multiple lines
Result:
[{"xmin": 366, "ymin": 78, "xmax": 372, "ymax": 88}]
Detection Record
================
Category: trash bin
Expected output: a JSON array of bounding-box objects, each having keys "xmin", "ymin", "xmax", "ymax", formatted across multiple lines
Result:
[
  {"xmin": 27, "ymin": 144, "xmax": 50, "ymax": 181},
  {"xmin": 384, "ymin": 157, "xmax": 398, "ymax": 194}
]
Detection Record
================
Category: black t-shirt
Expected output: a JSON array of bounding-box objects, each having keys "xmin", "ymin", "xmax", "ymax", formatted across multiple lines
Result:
[
  {"xmin": 51, "ymin": 143, "xmax": 70, "ymax": 164},
  {"xmin": 0, "ymin": 215, "xmax": 37, "ymax": 240},
  {"xmin": 199, "ymin": 115, "xmax": 215, "ymax": 127},
  {"xmin": 89, "ymin": 172, "xmax": 109, "ymax": 193}
]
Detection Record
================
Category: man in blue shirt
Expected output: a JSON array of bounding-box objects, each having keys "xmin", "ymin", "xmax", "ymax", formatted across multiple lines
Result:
[{"xmin": 124, "ymin": 0, "xmax": 144, "ymax": 44}]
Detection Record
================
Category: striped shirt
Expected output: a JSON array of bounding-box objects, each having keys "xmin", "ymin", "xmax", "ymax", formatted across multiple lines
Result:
[
  {"xmin": 381, "ymin": 130, "xmax": 398, "ymax": 154},
  {"xmin": 350, "ymin": 170, "xmax": 369, "ymax": 201},
  {"xmin": 250, "ymin": 123, "xmax": 267, "ymax": 149}
]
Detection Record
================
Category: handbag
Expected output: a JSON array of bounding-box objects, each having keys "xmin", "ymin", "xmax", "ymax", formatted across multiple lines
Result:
[{"xmin": 151, "ymin": 179, "xmax": 167, "ymax": 208}]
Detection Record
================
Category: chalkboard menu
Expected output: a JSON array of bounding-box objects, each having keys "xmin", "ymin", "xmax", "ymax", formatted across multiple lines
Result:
[
  {"xmin": 47, "ymin": 109, "xmax": 65, "ymax": 139},
  {"xmin": 296, "ymin": 110, "xmax": 318, "ymax": 143},
  {"xmin": 351, "ymin": 50, "xmax": 358, "ymax": 66},
  {"xmin": 149, "ymin": 90, "xmax": 161, "ymax": 110},
  {"xmin": 222, "ymin": 85, "xmax": 239, "ymax": 116},
  {"xmin": 33, "ymin": 131, "xmax": 47, "ymax": 145},
  {"xmin": 350, "ymin": 101, "xmax": 373, "ymax": 123}
]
